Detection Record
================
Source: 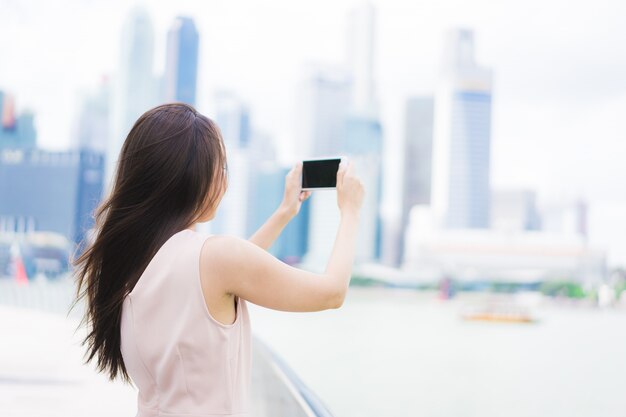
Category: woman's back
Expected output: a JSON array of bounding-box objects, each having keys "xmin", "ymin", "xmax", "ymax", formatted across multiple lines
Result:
[{"xmin": 120, "ymin": 228, "xmax": 251, "ymax": 417}]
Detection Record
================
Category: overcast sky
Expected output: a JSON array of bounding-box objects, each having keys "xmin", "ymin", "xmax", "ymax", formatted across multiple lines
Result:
[{"xmin": 1, "ymin": 0, "xmax": 625, "ymax": 265}]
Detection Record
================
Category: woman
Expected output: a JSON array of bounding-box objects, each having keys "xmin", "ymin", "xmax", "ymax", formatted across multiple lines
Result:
[{"xmin": 70, "ymin": 102, "xmax": 364, "ymax": 417}]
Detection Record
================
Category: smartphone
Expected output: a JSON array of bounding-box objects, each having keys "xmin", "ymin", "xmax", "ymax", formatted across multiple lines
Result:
[{"xmin": 302, "ymin": 157, "xmax": 344, "ymax": 190}]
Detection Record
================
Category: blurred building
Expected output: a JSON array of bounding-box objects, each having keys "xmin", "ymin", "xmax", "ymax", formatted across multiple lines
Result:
[
  {"xmin": 346, "ymin": 2, "xmax": 399, "ymax": 267},
  {"xmin": 108, "ymin": 6, "xmax": 158, "ymax": 192},
  {"xmin": 275, "ymin": 193, "xmax": 310, "ymax": 265},
  {"xmin": 380, "ymin": 217, "xmax": 404, "ymax": 269},
  {"xmin": 209, "ymin": 145, "xmax": 250, "ymax": 238},
  {"xmin": 341, "ymin": 113, "xmax": 381, "ymax": 155},
  {"xmin": 398, "ymin": 96, "xmax": 435, "ymax": 266},
  {"xmin": 295, "ymin": 64, "xmax": 351, "ymax": 158},
  {"xmin": 354, "ymin": 153, "xmax": 384, "ymax": 262},
  {"xmin": 301, "ymin": 190, "xmax": 341, "ymax": 272},
  {"xmin": 299, "ymin": 89, "xmax": 385, "ymax": 266},
  {"xmin": 431, "ymin": 28, "xmax": 492, "ymax": 229},
  {"xmin": 251, "ymin": 134, "xmax": 311, "ymax": 264},
  {"xmin": 244, "ymin": 133, "xmax": 279, "ymax": 241},
  {"xmin": 539, "ymin": 199, "xmax": 588, "ymax": 239},
  {"xmin": 295, "ymin": 65, "xmax": 350, "ymax": 269},
  {"xmin": 302, "ymin": 116, "xmax": 384, "ymax": 267},
  {"xmin": 402, "ymin": 97, "xmax": 434, "ymax": 208},
  {"xmin": 343, "ymin": 116, "xmax": 384, "ymax": 262},
  {"xmin": 0, "ymin": 91, "xmax": 36, "ymax": 150},
  {"xmin": 0, "ymin": 149, "xmax": 104, "ymax": 249},
  {"xmin": 246, "ymin": 162, "xmax": 310, "ymax": 264},
  {"xmin": 246, "ymin": 161, "xmax": 284, "ymax": 241},
  {"xmin": 164, "ymin": 16, "xmax": 199, "ymax": 106},
  {"xmin": 491, "ymin": 188, "xmax": 541, "ymax": 232},
  {"xmin": 346, "ymin": 0, "xmax": 377, "ymax": 115},
  {"xmin": 206, "ymin": 92, "xmax": 257, "ymax": 239},
  {"xmin": 403, "ymin": 205, "xmax": 606, "ymax": 284},
  {"xmin": 247, "ymin": 130, "xmax": 276, "ymax": 163},
  {"xmin": 72, "ymin": 77, "xmax": 111, "ymax": 154},
  {"xmin": 213, "ymin": 90, "xmax": 251, "ymax": 148},
  {"xmin": 299, "ymin": 3, "xmax": 387, "ymax": 268},
  {"xmin": 203, "ymin": 89, "xmax": 294, "ymax": 251}
]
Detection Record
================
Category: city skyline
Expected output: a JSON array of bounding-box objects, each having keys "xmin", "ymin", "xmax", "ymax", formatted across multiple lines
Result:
[{"xmin": 1, "ymin": 0, "xmax": 625, "ymax": 266}]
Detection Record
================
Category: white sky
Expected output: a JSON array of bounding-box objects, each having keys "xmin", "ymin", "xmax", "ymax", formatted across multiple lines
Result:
[{"xmin": 1, "ymin": 0, "xmax": 625, "ymax": 266}]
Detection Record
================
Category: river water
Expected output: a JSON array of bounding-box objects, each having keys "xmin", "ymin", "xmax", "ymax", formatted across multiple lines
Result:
[{"xmin": 248, "ymin": 286, "xmax": 626, "ymax": 417}]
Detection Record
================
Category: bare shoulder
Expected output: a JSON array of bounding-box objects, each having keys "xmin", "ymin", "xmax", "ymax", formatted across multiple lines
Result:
[
  {"xmin": 200, "ymin": 234, "xmax": 249, "ymax": 268},
  {"xmin": 199, "ymin": 234, "xmax": 250, "ymax": 291}
]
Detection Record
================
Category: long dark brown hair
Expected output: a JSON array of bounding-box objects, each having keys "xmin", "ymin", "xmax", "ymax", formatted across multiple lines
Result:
[{"xmin": 68, "ymin": 102, "xmax": 228, "ymax": 383}]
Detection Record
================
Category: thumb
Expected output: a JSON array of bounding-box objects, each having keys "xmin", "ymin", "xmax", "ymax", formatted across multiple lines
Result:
[{"xmin": 336, "ymin": 160, "xmax": 348, "ymax": 187}]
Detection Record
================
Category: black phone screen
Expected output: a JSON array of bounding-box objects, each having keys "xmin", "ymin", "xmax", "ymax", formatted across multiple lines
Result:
[{"xmin": 302, "ymin": 158, "xmax": 341, "ymax": 188}]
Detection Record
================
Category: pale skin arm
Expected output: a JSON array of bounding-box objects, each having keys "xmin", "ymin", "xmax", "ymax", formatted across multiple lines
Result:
[
  {"xmin": 324, "ymin": 210, "xmax": 360, "ymax": 298},
  {"xmin": 202, "ymin": 210, "xmax": 359, "ymax": 312},
  {"xmin": 201, "ymin": 160, "xmax": 364, "ymax": 312},
  {"xmin": 247, "ymin": 162, "xmax": 311, "ymax": 251},
  {"xmin": 247, "ymin": 206, "xmax": 293, "ymax": 251}
]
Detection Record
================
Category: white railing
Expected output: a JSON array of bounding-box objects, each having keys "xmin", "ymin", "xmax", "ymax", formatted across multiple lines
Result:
[{"xmin": 0, "ymin": 276, "xmax": 83, "ymax": 319}]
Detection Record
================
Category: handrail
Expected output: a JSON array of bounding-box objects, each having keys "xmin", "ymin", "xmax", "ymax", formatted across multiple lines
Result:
[{"xmin": 251, "ymin": 335, "xmax": 335, "ymax": 417}]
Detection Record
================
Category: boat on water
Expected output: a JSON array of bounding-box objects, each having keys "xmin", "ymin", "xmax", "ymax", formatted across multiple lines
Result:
[{"xmin": 460, "ymin": 301, "xmax": 536, "ymax": 324}]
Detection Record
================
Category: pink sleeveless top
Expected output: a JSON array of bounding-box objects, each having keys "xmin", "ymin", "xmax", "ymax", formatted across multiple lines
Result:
[{"xmin": 120, "ymin": 229, "xmax": 251, "ymax": 417}]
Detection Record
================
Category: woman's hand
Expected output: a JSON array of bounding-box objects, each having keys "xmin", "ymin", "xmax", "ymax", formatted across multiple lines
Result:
[{"xmin": 280, "ymin": 161, "xmax": 312, "ymax": 218}]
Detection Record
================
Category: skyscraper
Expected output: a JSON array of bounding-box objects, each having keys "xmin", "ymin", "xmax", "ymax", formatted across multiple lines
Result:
[
  {"xmin": 243, "ymin": 161, "xmax": 310, "ymax": 263},
  {"xmin": 431, "ymin": 28, "xmax": 492, "ymax": 229},
  {"xmin": 300, "ymin": 2, "xmax": 386, "ymax": 267},
  {"xmin": 491, "ymin": 188, "xmax": 541, "ymax": 232},
  {"xmin": 295, "ymin": 64, "xmax": 351, "ymax": 158},
  {"xmin": 208, "ymin": 145, "xmax": 249, "ymax": 237},
  {"xmin": 164, "ymin": 16, "xmax": 199, "ymax": 106},
  {"xmin": 203, "ymin": 92, "xmax": 266, "ymax": 238},
  {"xmin": 73, "ymin": 77, "xmax": 111, "ymax": 154},
  {"xmin": 340, "ymin": 115, "xmax": 384, "ymax": 262},
  {"xmin": 107, "ymin": 6, "xmax": 157, "ymax": 193},
  {"xmin": 399, "ymin": 96, "xmax": 434, "ymax": 264},
  {"xmin": 345, "ymin": 2, "xmax": 387, "ymax": 263},
  {"xmin": 302, "ymin": 107, "xmax": 384, "ymax": 268},
  {"xmin": 0, "ymin": 148, "xmax": 104, "ymax": 248},
  {"xmin": 341, "ymin": 113, "xmax": 381, "ymax": 155},
  {"xmin": 213, "ymin": 90, "xmax": 251, "ymax": 148},
  {"xmin": 346, "ymin": 0, "xmax": 377, "ymax": 115}
]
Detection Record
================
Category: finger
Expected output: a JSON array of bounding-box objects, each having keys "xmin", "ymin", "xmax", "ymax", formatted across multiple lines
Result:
[
  {"xmin": 344, "ymin": 161, "xmax": 355, "ymax": 181},
  {"xmin": 288, "ymin": 163, "xmax": 298, "ymax": 178},
  {"xmin": 338, "ymin": 159, "xmax": 348, "ymax": 175},
  {"xmin": 337, "ymin": 160, "xmax": 349, "ymax": 186},
  {"xmin": 346, "ymin": 159, "xmax": 354, "ymax": 174}
]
